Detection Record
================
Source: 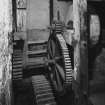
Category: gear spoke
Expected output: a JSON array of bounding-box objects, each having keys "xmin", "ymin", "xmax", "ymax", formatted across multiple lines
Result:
[{"xmin": 55, "ymin": 63, "xmax": 65, "ymax": 80}]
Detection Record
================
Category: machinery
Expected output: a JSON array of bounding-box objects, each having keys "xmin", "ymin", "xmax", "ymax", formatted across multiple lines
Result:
[
  {"xmin": 12, "ymin": 2, "xmax": 84, "ymax": 105},
  {"xmin": 47, "ymin": 21, "xmax": 74, "ymax": 94},
  {"xmin": 12, "ymin": 0, "xmax": 105, "ymax": 105},
  {"xmin": 12, "ymin": 20, "xmax": 74, "ymax": 105}
]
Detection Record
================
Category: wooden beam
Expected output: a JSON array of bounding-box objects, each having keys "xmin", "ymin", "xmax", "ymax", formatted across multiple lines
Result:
[
  {"xmin": 50, "ymin": 0, "xmax": 53, "ymax": 24},
  {"xmin": 12, "ymin": 0, "xmax": 17, "ymax": 32},
  {"xmin": 73, "ymin": 0, "xmax": 88, "ymax": 104}
]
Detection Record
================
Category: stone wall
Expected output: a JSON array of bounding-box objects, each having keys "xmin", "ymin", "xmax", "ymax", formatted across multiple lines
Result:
[{"xmin": 0, "ymin": 0, "xmax": 12, "ymax": 105}]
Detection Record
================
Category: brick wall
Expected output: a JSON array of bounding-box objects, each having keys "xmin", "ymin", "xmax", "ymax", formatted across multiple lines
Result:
[{"xmin": 0, "ymin": 0, "xmax": 12, "ymax": 105}]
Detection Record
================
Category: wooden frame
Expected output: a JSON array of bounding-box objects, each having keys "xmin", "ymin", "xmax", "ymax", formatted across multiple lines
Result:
[
  {"xmin": 16, "ymin": 0, "xmax": 27, "ymax": 31},
  {"xmin": 17, "ymin": 9, "xmax": 26, "ymax": 31},
  {"xmin": 16, "ymin": 0, "xmax": 27, "ymax": 9}
]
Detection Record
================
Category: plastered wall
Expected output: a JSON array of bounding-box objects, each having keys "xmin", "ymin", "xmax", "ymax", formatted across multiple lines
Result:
[
  {"xmin": 26, "ymin": 0, "xmax": 50, "ymax": 41},
  {"xmin": 27, "ymin": 0, "xmax": 50, "ymax": 30},
  {"xmin": 53, "ymin": 0, "xmax": 73, "ymax": 24},
  {"xmin": 26, "ymin": 0, "xmax": 73, "ymax": 41}
]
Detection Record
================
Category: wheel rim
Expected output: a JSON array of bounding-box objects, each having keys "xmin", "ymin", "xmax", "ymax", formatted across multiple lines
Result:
[{"xmin": 48, "ymin": 36, "xmax": 65, "ymax": 94}]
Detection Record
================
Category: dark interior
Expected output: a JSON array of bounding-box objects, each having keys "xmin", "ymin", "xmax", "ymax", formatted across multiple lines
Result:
[{"xmin": 88, "ymin": 1, "xmax": 105, "ymax": 105}]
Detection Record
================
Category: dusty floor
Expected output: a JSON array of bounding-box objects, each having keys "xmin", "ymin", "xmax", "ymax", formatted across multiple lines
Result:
[
  {"xmin": 13, "ymin": 76, "xmax": 74, "ymax": 105},
  {"xmin": 13, "ymin": 78, "xmax": 35, "ymax": 105}
]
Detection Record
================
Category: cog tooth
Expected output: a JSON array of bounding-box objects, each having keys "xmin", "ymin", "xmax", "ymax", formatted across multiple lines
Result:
[
  {"xmin": 64, "ymin": 57, "xmax": 71, "ymax": 60},
  {"xmin": 32, "ymin": 75, "xmax": 57, "ymax": 105},
  {"xmin": 64, "ymin": 55, "xmax": 70, "ymax": 58},
  {"xmin": 56, "ymin": 32, "xmax": 73, "ymax": 86},
  {"xmin": 66, "ymin": 68, "xmax": 73, "ymax": 71},
  {"xmin": 65, "ymin": 63, "xmax": 71, "ymax": 65},
  {"xmin": 63, "ymin": 52, "xmax": 69, "ymax": 55},
  {"xmin": 65, "ymin": 60, "xmax": 71, "ymax": 63},
  {"xmin": 49, "ymin": 21, "xmax": 73, "ymax": 89},
  {"xmin": 65, "ymin": 66, "xmax": 72, "ymax": 69},
  {"xmin": 63, "ymin": 49, "xmax": 68, "ymax": 51}
]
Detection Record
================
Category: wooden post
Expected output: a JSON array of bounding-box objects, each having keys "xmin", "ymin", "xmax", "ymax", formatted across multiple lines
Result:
[
  {"xmin": 73, "ymin": 0, "xmax": 88, "ymax": 105},
  {"xmin": 50, "ymin": 0, "xmax": 53, "ymax": 24},
  {"xmin": 12, "ymin": 0, "xmax": 17, "ymax": 32},
  {"xmin": 53, "ymin": 0, "xmax": 59, "ymax": 20}
]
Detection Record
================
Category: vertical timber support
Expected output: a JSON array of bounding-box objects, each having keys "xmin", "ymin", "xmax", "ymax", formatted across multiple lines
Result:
[
  {"xmin": 0, "ymin": 0, "xmax": 13, "ymax": 105},
  {"xmin": 50, "ymin": 0, "xmax": 53, "ymax": 24},
  {"xmin": 53, "ymin": 0, "xmax": 59, "ymax": 20},
  {"xmin": 73, "ymin": 0, "xmax": 88, "ymax": 105},
  {"xmin": 12, "ymin": 0, "xmax": 17, "ymax": 32}
]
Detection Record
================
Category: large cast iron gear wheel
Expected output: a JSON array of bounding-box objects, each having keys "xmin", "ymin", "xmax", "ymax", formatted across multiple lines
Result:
[
  {"xmin": 47, "ymin": 21, "xmax": 73, "ymax": 95},
  {"xmin": 32, "ymin": 75, "xmax": 57, "ymax": 105}
]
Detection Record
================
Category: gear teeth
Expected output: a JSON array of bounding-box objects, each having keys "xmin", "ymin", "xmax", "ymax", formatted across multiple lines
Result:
[
  {"xmin": 56, "ymin": 33, "xmax": 73, "ymax": 86},
  {"xmin": 12, "ymin": 49, "xmax": 23, "ymax": 81},
  {"xmin": 13, "ymin": 64, "xmax": 22, "ymax": 68},
  {"xmin": 32, "ymin": 75, "xmax": 57, "ymax": 105},
  {"xmin": 65, "ymin": 65, "xmax": 72, "ymax": 68},
  {"xmin": 13, "ymin": 61, "xmax": 22, "ymax": 64},
  {"xmin": 66, "ymin": 68, "xmax": 73, "ymax": 72},
  {"xmin": 64, "ymin": 57, "xmax": 71, "ymax": 59},
  {"xmin": 65, "ymin": 60, "xmax": 71, "ymax": 63},
  {"xmin": 65, "ymin": 62, "xmax": 71, "ymax": 66},
  {"xmin": 33, "ymin": 84, "xmax": 51, "ymax": 90},
  {"xmin": 35, "ymin": 88, "xmax": 52, "ymax": 96},
  {"xmin": 49, "ymin": 21, "xmax": 73, "ymax": 93},
  {"xmin": 13, "ymin": 57, "xmax": 22, "ymax": 61}
]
